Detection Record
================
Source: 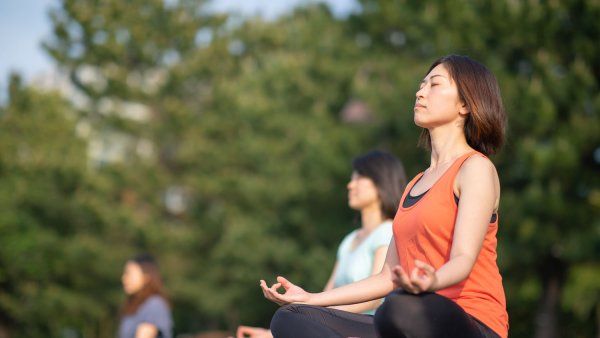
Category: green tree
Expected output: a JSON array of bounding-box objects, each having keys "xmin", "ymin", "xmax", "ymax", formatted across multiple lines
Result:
[
  {"xmin": 0, "ymin": 74, "xmax": 139, "ymax": 337},
  {"xmin": 14, "ymin": 0, "xmax": 597, "ymax": 337},
  {"xmin": 43, "ymin": 1, "xmax": 382, "ymax": 335},
  {"xmin": 350, "ymin": 0, "xmax": 600, "ymax": 336}
]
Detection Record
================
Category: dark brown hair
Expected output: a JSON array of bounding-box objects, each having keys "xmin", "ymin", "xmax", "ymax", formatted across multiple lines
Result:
[
  {"xmin": 419, "ymin": 55, "xmax": 506, "ymax": 155},
  {"xmin": 121, "ymin": 253, "xmax": 170, "ymax": 316},
  {"xmin": 352, "ymin": 150, "xmax": 407, "ymax": 219}
]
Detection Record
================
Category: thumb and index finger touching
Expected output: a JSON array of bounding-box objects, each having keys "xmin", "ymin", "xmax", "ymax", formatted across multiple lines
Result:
[
  {"xmin": 259, "ymin": 276, "xmax": 294, "ymax": 305},
  {"xmin": 276, "ymin": 276, "xmax": 294, "ymax": 288}
]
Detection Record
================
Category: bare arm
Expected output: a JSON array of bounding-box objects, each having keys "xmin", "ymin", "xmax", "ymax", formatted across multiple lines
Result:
[
  {"xmin": 330, "ymin": 245, "xmax": 388, "ymax": 312},
  {"xmin": 261, "ymin": 239, "xmax": 398, "ymax": 307},
  {"xmin": 135, "ymin": 323, "xmax": 158, "ymax": 338},
  {"xmin": 307, "ymin": 240, "xmax": 397, "ymax": 306},
  {"xmin": 432, "ymin": 156, "xmax": 498, "ymax": 289}
]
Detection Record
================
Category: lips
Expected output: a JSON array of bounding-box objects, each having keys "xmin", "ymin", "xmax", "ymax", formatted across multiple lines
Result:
[{"xmin": 414, "ymin": 103, "xmax": 426, "ymax": 110}]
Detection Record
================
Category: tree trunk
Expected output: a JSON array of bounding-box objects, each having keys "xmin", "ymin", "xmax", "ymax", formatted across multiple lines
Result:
[{"xmin": 534, "ymin": 255, "xmax": 566, "ymax": 338}]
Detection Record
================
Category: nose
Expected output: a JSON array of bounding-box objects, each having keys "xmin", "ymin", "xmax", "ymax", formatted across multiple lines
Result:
[
  {"xmin": 346, "ymin": 178, "xmax": 357, "ymax": 190},
  {"xmin": 416, "ymin": 84, "xmax": 426, "ymax": 99}
]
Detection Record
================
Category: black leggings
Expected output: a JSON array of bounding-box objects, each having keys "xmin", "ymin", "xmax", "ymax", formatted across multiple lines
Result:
[{"xmin": 270, "ymin": 290, "xmax": 499, "ymax": 338}]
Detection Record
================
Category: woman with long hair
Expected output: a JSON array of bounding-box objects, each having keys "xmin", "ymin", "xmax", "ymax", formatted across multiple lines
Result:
[
  {"xmin": 260, "ymin": 55, "xmax": 509, "ymax": 338},
  {"xmin": 235, "ymin": 150, "xmax": 406, "ymax": 338},
  {"xmin": 118, "ymin": 253, "xmax": 173, "ymax": 338}
]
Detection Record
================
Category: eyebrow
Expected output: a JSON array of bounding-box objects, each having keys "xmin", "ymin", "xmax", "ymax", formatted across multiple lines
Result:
[{"xmin": 421, "ymin": 74, "xmax": 447, "ymax": 84}]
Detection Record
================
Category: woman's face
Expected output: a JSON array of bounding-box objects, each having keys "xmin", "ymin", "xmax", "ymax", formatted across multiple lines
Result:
[
  {"xmin": 122, "ymin": 261, "xmax": 148, "ymax": 295},
  {"xmin": 414, "ymin": 64, "xmax": 466, "ymax": 128},
  {"xmin": 347, "ymin": 172, "xmax": 380, "ymax": 211}
]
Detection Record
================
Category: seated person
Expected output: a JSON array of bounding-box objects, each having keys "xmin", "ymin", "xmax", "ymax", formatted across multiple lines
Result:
[
  {"xmin": 234, "ymin": 150, "xmax": 406, "ymax": 338},
  {"xmin": 119, "ymin": 253, "xmax": 173, "ymax": 338}
]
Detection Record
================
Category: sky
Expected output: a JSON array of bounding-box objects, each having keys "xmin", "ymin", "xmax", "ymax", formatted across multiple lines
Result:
[
  {"xmin": 0, "ymin": 0, "xmax": 359, "ymax": 85},
  {"xmin": 0, "ymin": 0, "xmax": 56, "ymax": 81}
]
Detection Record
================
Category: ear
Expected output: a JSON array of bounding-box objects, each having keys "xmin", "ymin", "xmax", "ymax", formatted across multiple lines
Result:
[
  {"xmin": 143, "ymin": 273, "xmax": 152, "ymax": 284},
  {"xmin": 458, "ymin": 101, "xmax": 470, "ymax": 117}
]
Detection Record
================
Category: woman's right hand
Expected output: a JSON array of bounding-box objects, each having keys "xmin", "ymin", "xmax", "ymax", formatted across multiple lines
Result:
[
  {"xmin": 260, "ymin": 276, "xmax": 311, "ymax": 306},
  {"xmin": 233, "ymin": 326, "xmax": 273, "ymax": 338},
  {"xmin": 391, "ymin": 260, "xmax": 438, "ymax": 294}
]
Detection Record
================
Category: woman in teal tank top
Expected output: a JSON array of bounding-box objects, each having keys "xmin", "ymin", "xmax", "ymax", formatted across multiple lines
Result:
[{"xmin": 233, "ymin": 150, "xmax": 406, "ymax": 338}]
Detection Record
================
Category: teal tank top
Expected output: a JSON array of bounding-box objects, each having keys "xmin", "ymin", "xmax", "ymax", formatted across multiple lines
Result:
[{"xmin": 333, "ymin": 220, "xmax": 393, "ymax": 315}]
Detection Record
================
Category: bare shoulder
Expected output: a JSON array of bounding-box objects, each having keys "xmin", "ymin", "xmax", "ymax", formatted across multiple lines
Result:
[
  {"xmin": 456, "ymin": 155, "xmax": 500, "ymax": 195},
  {"xmin": 460, "ymin": 155, "xmax": 497, "ymax": 178}
]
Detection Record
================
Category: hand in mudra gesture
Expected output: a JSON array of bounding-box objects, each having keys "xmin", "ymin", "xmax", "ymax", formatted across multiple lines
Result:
[
  {"xmin": 392, "ymin": 260, "xmax": 438, "ymax": 294},
  {"xmin": 231, "ymin": 325, "xmax": 272, "ymax": 338},
  {"xmin": 260, "ymin": 276, "xmax": 311, "ymax": 306}
]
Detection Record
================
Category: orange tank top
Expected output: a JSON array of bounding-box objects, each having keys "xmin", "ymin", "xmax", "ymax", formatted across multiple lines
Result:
[{"xmin": 392, "ymin": 151, "xmax": 508, "ymax": 338}]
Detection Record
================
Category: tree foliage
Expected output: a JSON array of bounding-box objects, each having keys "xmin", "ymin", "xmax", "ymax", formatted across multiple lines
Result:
[{"xmin": 0, "ymin": 1, "xmax": 597, "ymax": 337}]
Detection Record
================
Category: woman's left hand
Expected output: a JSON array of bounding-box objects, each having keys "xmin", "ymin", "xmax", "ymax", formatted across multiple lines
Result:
[
  {"xmin": 391, "ymin": 260, "xmax": 437, "ymax": 294},
  {"xmin": 260, "ymin": 276, "xmax": 312, "ymax": 306}
]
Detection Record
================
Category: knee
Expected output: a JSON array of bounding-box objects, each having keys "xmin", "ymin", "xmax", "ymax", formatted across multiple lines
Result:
[
  {"xmin": 374, "ymin": 291, "xmax": 428, "ymax": 337},
  {"xmin": 269, "ymin": 304, "xmax": 303, "ymax": 335}
]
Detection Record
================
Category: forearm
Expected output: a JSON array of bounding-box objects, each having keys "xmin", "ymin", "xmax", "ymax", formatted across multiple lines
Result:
[
  {"xmin": 330, "ymin": 298, "xmax": 384, "ymax": 313},
  {"xmin": 432, "ymin": 255, "xmax": 475, "ymax": 291},
  {"xmin": 309, "ymin": 267, "xmax": 394, "ymax": 307}
]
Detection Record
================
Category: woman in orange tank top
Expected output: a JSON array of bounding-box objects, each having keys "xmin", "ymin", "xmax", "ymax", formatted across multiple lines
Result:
[{"xmin": 259, "ymin": 55, "xmax": 509, "ymax": 338}]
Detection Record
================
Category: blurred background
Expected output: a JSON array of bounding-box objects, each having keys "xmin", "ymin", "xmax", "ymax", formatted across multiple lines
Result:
[{"xmin": 0, "ymin": 0, "xmax": 598, "ymax": 337}]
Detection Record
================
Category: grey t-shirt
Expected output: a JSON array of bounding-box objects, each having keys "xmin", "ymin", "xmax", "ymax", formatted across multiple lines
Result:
[{"xmin": 118, "ymin": 295, "xmax": 172, "ymax": 338}]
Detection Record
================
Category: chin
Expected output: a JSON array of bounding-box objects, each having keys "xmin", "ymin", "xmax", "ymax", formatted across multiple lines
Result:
[
  {"xmin": 348, "ymin": 202, "xmax": 361, "ymax": 211},
  {"xmin": 413, "ymin": 113, "xmax": 424, "ymax": 125},
  {"xmin": 123, "ymin": 286, "xmax": 137, "ymax": 295},
  {"xmin": 414, "ymin": 115, "xmax": 435, "ymax": 129},
  {"xmin": 413, "ymin": 117, "xmax": 427, "ymax": 128}
]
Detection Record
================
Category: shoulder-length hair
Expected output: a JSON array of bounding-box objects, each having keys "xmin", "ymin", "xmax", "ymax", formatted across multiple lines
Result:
[
  {"xmin": 121, "ymin": 253, "xmax": 170, "ymax": 316},
  {"xmin": 352, "ymin": 150, "xmax": 407, "ymax": 219},
  {"xmin": 419, "ymin": 55, "xmax": 506, "ymax": 155}
]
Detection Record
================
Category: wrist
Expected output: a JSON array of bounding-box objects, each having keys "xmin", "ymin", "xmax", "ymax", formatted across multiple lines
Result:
[
  {"xmin": 306, "ymin": 292, "xmax": 319, "ymax": 305},
  {"xmin": 428, "ymin": 273, "xmax": 440, "ymax": 292}
]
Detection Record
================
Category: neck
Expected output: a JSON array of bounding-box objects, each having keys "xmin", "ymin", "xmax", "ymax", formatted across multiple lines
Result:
[
  {"xmin": 360, "ymin": 204, "xmax": 385, "ymax": 232},
  {"xmin": 428, "ymin": 124, "xmax": 471, "ymax": 168}
]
